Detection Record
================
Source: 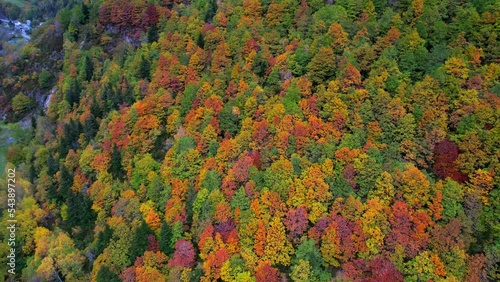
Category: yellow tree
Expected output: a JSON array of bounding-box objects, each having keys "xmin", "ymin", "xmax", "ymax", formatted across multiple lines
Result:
[
  {"xmin": 301, "ymin": 165, "xmax": 332, "ymax": 223},
  {"xmin": 468, "ymin": 169, "xmax": 494, "ymax": 206},
  {"xmin": 211, "ymin": 42, "xmax": 232, "ymax": 74},
  {"xmin": 264, "ymin": 216, "xmax": 294, "ymax": 266},
  {"xmin": 189, "ymin": 47, "xmax": 206, "ymax": 73},
  {"xmin": 327, "ymin": 22, "xmax": 348, "ymax": 53},
  {"xmin": 368, "ymin": 171, "xmax": 395, "ymax": 205},
  {"xmin": 290, "ymin": 259, "xmax": 312, "ymax": 282},
  {"xmin": 321, "ymin": 221, "xmax": 341, "ymax": 267},
  {"xmin": 396, "ymin": 164, "xmax": 431, "ymax": 208},
  {"xmin": 361, "ymin": 198, "xmax": 389, "ymax": 256}
]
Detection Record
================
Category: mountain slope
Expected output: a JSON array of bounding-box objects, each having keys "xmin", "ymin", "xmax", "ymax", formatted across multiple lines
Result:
[{"xmin": 1, "ymin": 0, "xmax": 500, "ymax": 281}]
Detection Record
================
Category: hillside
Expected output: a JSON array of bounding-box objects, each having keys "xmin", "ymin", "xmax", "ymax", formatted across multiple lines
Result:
[{"xmin": 1, "ymin": 0, "xmax": 500, "ymax": 281}]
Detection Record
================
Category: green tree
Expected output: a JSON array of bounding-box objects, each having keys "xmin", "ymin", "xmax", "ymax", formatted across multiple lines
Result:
[
  {"xmin": 204, "ymin": 0, "xmax": 218, "ymax": 22},
  {"xmin": 147, "ymin": 24, "xmax": 159, "ymax": 43},
  {"xmin": 66, "ymin": 191, "xmax": 96, "ymax": 247},
  {"xmin": 12, "ymin": 93, "xmax": 35, "ymax": 115},
  {"xmin": 289, "ymin": 46, "xmax": 312, "ymax": 76},
  {"xmin": 96, "ymin": 266, "xmax": 121, "ymax": 282},
  {"xmin": 80, "ymin": 54, "xmax": 94, "ymax": 81},
  {"xmin": 108, "ymin": 144, "xmax": 124, "ymax": 180},
  {"xmin": 83, "ymin": 114, "xmax": 99, "ymax": 141},
  {"xmin": 131, "ymin": 154, "xmax": 159, "ymax": 190},
  {"xmin": 293, "ymin": 239, "xmax": 331, "ymax": 281},
  {"xmin": 283, "ymin": 83, "xmax": 302, "ymax": 116},
  {"xmin": 219, "ymin": 101, "xmax": 241, "ymax": 136},
  {"xmin": 180, "ymin": 83, "xmax": 200, "ymax": 117},
  {"xmin": 39, "ymin": 69, "xmax": 53, "ymax": 89},
  {"xmin": 128, "ymin": 220, "xmax": 153, "ymax": 264},
  {"xmin": 160, "ymin": 220, "xmax": 173, "ymax": 255},
  {"xmin": 139, "ymin": 55, "xmax": 151, "ymax": 80},
  {"xmin": 95, "ymin": 224, "xmax": 114, "ymax": 256}
]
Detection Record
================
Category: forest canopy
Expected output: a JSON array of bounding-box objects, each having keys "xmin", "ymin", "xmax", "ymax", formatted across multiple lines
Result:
[{"xmin": 1, "ymin": 0, "xmax": 500, "ymax": 281}]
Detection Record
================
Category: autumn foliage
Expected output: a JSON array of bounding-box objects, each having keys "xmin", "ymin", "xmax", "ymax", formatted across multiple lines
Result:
[{"xmin": 2, "ymin": 0, "xmax": 500, "ymax": 281}]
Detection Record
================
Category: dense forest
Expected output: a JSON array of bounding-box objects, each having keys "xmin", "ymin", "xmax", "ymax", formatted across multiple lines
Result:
[{"xmin": 1, "ymin": 0, "xmax": 500, "ymax": 281}]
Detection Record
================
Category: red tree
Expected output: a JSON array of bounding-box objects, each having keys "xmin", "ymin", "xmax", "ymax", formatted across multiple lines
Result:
[
  {"xmin": 169, "ymin": 240, "xmax": 196, "ymax": 268},
  {"xmin": 255, "ymin": 261, "xmax": 281, "ymax": 282},
  {"xmin": 283, "ymin": 206, "xmax": 309, "ymax": 243},
  {"xmin": 342, "ymin": 257, "xmax": 404, "ymax": 282},
  {"xmin": 433, "ymin": 139, "xmax": 467, "ymax": 182},
  {"xmin": 142, "ymin": 4, "xmax": 159, "ymax": 27}
]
